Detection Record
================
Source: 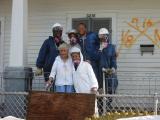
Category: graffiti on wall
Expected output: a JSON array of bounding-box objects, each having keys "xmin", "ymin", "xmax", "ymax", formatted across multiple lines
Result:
[{"xmin": 118, "ymin": 18, "xmax": 160, "ymax": 55}]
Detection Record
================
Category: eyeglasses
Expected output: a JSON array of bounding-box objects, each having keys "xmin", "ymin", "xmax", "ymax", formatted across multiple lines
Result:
[{"xmin": 53, "ymin": 27, "xmax": 63, "ymax": 31}]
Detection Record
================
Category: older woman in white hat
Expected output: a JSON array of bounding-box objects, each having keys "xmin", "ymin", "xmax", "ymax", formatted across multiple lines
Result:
[{"xmin": 70, "ymin": 46, "xmax": 99, "ymax": 115}]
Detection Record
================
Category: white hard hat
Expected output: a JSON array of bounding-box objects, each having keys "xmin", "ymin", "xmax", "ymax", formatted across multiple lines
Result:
[
  {"xmin": 68, "ymin": 29, "xmax": 77, "ymax": 34},
  {"xmin": 67, "ymin": 29, "xmax": 78, "ymax": 36},
  {"xmin": 98, "ymin": 28, "xmax": 109, "ymax": 35},
  {"xmin": 52, "ymin": 23, "xmax": 62, "ymax": 29}
]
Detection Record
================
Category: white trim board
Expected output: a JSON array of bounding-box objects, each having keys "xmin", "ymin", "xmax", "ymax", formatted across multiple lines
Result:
[
  {"xmin": 0, "ymin": 17, "xmax": 5, "ymax": 72},
  {"xmin": 66, "ymin": 9, "xmax": 160, "ymax": 14}
]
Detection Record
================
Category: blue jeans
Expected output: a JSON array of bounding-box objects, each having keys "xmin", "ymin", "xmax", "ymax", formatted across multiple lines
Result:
[{"xmin": 55, "ymin": 85, "xmax": 75, "ymax": 93}]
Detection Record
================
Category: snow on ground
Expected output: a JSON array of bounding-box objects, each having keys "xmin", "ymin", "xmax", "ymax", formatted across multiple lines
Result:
[
  {"xmin": 117, "ymin": 115, "xmax": 160, "ymax": 120},
  {"xmin": 1, "ymin": 115, "xmax": 160, "ymax": 120},
  {"xmin": 0, "ymin": 116, "xmax": 24, "ymax": 120}
]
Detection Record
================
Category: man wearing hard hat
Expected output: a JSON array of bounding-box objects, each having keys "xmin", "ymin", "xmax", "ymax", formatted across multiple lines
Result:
[
  {"xmin": 35, "ymin": 23, "xmax": 64, "ymax": 84},
  {"xmin": 98, "ymin": 28, "xmax": 118, "ymax": 112}
]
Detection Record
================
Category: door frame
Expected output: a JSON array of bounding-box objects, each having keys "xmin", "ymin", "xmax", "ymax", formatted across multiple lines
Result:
[
  {"xmin": 66, "ymin": 11, "xmax": 117, "ymax": 44},
  {"xmin": 0, "ymin": 17, "xmax": 5, "ymax": 73}
]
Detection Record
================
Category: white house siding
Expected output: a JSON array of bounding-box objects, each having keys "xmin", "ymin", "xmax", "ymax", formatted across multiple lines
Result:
[
  {"xmin": 28, "ymin": 0, "xmax": 160, "ymax": 94},
  {"xmin": 0, "ymin": 0, "xmax": 12, "ymax": 69},
  {"xmin": 0, "ymin": 0, "xmax": 160, "ymax": 94},
  {"xmin": 117, "ymin": 12, "xmax": 160, "ymax": 94}
]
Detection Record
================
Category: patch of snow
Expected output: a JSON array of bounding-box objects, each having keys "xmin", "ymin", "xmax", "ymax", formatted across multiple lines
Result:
[
  {"xmin": 117, "ymin": 115, "xmax": 160, "ymax": 120},
  {"xmin": 0, "ymin": 116, "xmax": 24, "ymax": 120}
]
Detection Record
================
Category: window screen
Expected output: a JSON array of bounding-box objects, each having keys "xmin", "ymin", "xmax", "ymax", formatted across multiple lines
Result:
[{"xmin": 72, "ymin": 18, "xmax": 90, "ymax": 31}]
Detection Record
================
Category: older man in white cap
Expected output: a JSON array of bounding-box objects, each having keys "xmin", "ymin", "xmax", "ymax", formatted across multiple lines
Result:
[{"xmin": 36, "ymin": 23, "xmax": 64, "ymax": 86}]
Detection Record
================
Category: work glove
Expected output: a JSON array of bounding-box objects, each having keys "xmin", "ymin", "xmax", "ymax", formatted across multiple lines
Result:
[
  {"xmin": 35, "ymin": 68, "xmax": 43, "ymax": 76},
  {"xmin": 106, "ymin": 68, "xmax": 112, "ymax": 75}
]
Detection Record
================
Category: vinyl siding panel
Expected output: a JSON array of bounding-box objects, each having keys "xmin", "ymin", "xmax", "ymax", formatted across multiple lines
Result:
[
  {"xmin": 28, "ymin": 0, "xmax": 160, "ymax": 93},
  {"xmin": 0, "ymin": 0, "xmax": 12, "ymax": 68}
]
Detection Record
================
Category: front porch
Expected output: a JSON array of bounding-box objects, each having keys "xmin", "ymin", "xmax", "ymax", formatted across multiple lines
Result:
[{"xmin": 0, "ymin": 68, "xmax": 159, "ymax": 118}]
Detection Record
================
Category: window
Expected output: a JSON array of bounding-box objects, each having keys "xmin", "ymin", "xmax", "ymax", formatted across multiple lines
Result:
[{"xmin": 72, "ymin": 18, "xmax": 112, "ymax": 40}]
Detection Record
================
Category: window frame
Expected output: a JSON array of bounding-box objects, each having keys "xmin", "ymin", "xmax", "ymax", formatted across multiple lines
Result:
[
  {"xmin": 66, "ymin": 11, "xmax": 117, "ymax": 44},
  {"xmin": 0, "ymin": 17, "xmax": 4, "ymax": 73}
]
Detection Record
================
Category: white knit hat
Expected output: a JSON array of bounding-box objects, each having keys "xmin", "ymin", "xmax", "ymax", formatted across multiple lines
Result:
[{"xmin": 70, "ymin": 46, "xmax": 81, "ymax": 54}]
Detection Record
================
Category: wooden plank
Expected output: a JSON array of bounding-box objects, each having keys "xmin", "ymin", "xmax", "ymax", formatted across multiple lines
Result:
[{"xmin": 26, "ymin": 91, "xmax": 95, "ymax": 120}]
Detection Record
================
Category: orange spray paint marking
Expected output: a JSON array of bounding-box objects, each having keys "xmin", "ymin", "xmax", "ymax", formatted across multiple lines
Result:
[{"xmin": 118, "ymin": 18, "xmax": 160, "ymax": 57}]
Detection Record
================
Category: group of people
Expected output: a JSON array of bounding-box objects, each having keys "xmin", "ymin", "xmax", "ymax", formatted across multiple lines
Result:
[{"xmin": 35, "ymin": 22, "xmax": 118, "ymax": 114}]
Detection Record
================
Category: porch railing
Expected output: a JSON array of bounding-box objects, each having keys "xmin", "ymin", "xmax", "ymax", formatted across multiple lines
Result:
[
  {"xmin": 0, "ymin": 71, "xmax": 160, "ymax": 95},
  {"xmin": 33, "ymin": 71, "xmax": 160, "ymax": 95},
  {"xmin": 0, "ymin": 71, "xmax": 160, "ymax": 119},
  {"xmin": 0, "ymin": 92, "xmax": 160, "ymax": 119}
]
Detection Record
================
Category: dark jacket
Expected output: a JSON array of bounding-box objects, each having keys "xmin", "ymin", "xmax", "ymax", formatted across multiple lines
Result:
[
  {"xmin": 99, "ymin": 44, "xmax": 118, "ymax": 93},
  {"xmin": 36, "ymin": 36, "xmax": 64, "ymax": 80},
  {"xmin": 79, "ymin": 32, "xmax": 100, "ymax": 80},
  {"xmin": 99, "ymin": 44, "xmax": 117, "ymax": 70},
  {"xmin": 79, "ymin": 32, "xmax": 100, "ymax": 61}
]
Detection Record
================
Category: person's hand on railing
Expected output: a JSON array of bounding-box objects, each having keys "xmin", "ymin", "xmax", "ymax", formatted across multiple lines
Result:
[
  {"xmin": 111, "ymin": 67, "xmax": 116, "ymax": 74},
  {"xmin": 102, "ymin": 67, "xmax": 116, "ymax": 75},
  {"xmin": 102, "ymin": 68, "xmax": 112, "ymax": 75},
  {"xmin": 91, "ymin": 87, "xmax": 98, "ymax": 94},
  {"xmin": 98, "ymin": 88, "xmax": 104, "ymax": 94},
  {"xmin": 107, "ymin": 69, "xmax": 113, "ymax": 75},
  {"xmin": 35, "ymin": 68, "xmax": 43, "ymax": 76},
  {"xmin": 45, "ymin": 77, "xmax": 54, "ymax": 91}
]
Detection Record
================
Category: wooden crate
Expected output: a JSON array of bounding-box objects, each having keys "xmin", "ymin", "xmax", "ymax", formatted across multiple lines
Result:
[{"xmin": 26, "ymin": 91, "xmax": 95, "ymax": 120}]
